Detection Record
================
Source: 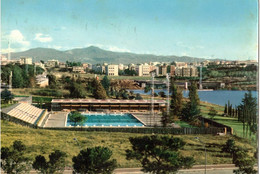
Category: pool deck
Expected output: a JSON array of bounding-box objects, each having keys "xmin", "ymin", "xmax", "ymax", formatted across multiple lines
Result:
[{"xmin": 44, "ymin": 111, "xmax": 68, "ymax": 127}]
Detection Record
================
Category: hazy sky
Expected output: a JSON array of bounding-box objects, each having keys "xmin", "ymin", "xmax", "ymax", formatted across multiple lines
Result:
[{"xmin": 1, "ymin": 0, "xmax": 258, "ymax": 60}]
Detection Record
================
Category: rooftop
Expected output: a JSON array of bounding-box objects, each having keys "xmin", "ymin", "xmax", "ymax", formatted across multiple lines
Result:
[{"xmin": 52, "ymin": 99, "xmax": 166, "ymax": 104}]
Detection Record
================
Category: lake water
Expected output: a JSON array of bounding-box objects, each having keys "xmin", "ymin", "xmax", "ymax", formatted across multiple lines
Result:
[{"xmin": 130, "ymin": 90, "xmax": 258, "ymax": 106}]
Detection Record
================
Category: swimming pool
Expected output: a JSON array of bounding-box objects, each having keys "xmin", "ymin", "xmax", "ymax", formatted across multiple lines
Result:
[{"xmin": 66, "ymin": 113, "xmax": 144, "ymax": 127}]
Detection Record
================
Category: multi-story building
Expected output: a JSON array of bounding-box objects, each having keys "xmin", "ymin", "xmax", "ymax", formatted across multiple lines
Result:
[
  {"xmin": 175, "ymin": 67, "xmax": 198, "ymax": 77},
  {"xmin": 106, "ymin": 65, "xmax": 118, "ymax": 76},
  {"xmin": 136, "ymin": 64, "xmax": 151, "ymax": 76},
  {"xmin": 175, "ymin": 62, "xmax": 187, "ymax": 68},
  {"xmin": 59, "ymin": 62, "xmax": 67, "ymax": 68},
  {"xmin": 46, "ymin": 59, "xmax": 59, "ymax": 67},
  {"xmin": 72, "ymin": 66, "xmax": 85, "ymax": 73},
  {"xmin": 159, "ymin": 65, "xmax": 167, "ymax": 76},
  {"xmin": 170, "ymin": 65, "xmax": 175, "ymax": 76},
  {"xmin": 34, "ymin": 62, "xmax": 45, "ymax": 69},
  {"xmin": 20, "ymin": 57, "xmax": 33, "ymax": 65}
]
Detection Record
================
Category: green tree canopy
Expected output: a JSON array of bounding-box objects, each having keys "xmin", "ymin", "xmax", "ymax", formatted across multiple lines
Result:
[
  {"xmin": 126, "ymin": 135, "xmax": 195, "ymax": 174},
  {"xmin": 68, "ymin": 111, "xmax": 87, "ymax": 126},
  {"xmin": 1, "ymin": 140, "xmax": 32, "ymax": 174},
  {"xmin": 69, "ymin": 82, "xmax": 87, "ymax": 98},
  {"xmin": 33, "ymin": 150, "xmax": 67, "ymax": 174},
  {"xmin": 72, "ymin": 146, "xmax": 117, "ymax": 174},
  {"xmin": 182, "ymin": 82, "xmax": 200, "ymax": 122},
  {"xmin": 1, "ymin": 89, "xmax": 14, "ymax": 103},
  {"xmin": 101, "ymin": 75, "xmax": 110, "ymax": 91},
  {"xmin": 92, "ymin": 78, "xmax": 107, "ymax": 99}
]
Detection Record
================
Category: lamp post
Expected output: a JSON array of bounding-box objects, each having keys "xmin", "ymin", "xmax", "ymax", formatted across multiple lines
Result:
[
  {"xmin": 195, "ymin": 137, "xmax": 206, "ymax": 174},
  {"xmin": 166, "ymin": 73, "xmax": 170, "ymax": 115},
  {"xmin": 73, "ymin": 138, "xmax": 82, "ymax": 150}
]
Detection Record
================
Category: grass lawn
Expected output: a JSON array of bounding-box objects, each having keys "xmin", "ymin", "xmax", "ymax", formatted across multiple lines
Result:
[
  {"xmin": 1, "ymin": 120, "xmax": 256, "ymax": 168},
  {"xmin": 199, "ymin": 102, "xmax": 256, "ymax": 141}
]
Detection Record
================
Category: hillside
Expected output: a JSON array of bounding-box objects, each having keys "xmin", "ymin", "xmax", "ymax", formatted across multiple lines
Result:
[{"xmin": 6, "ymin": 46, "xmax": 210, "ymax": 64}]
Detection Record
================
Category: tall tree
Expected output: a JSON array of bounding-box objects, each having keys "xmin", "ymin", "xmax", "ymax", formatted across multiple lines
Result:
[
  {"xmin": 12, "ymin": 65, "xmax": 24, "ymax": 88},
  {"xmin": 72, "ymin": 146, "xmax": 117, "ymax": 174},
  {"xmin": 101, "ymin": 76, "xmax": 110, "ymax": 92},
  {"xmin": 181, "ymin": 82, "xmax": 200, "ymax": 122},
  {"xmin": 92, "ymin": 78, "xmax": 107, "ymax": 99},
  {"xmin": 69, "ymin": 82, "xmax": 87, "ymax": 98},
  {"xmin": 1, "ymin": 141, "xmax": 32, "ymax": 173},
  {"xmin": 238, "ymin": 91, "xmax": 257, "ymax": 138},
  {"xmin": 33, "ymin": 150, "xmax": 67, "ymax": 174},
  {"xmin": 170, "ymin": 79, "xmax": 183, "ymax": 118},
  {"xmin": 126, "ymin": 135, "xmax": 195, "ymax": 174}
]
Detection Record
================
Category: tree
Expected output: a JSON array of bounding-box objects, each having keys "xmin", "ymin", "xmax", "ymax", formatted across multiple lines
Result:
[
  {"xmin": 238, "ymin": 91, "xmax": 257, "ymax": 138},
  {"xmin": 144, "ymin": 86, "xmax": 151, "ymax": 93},
  {"xmin": 126, "ymin": 135, "xmax": 195, "ymax": 174},
  {"xmin": 1, "ymin": 89, "xmax": 14, "ymax": 104},
  {"xmin": 1, "ymin": 140, "xmax": 32, "ymax": 173},
  {"xmin": 33, "ymin": 150, "xmax": 67, "ymax": 174},
  {"xmin": 135, "ymin": 93, "xmax": 143, "ymax": 100},
  {"xmin": 101, "ymin": 76, "xmax": 110, "ymax": 92},
  {"xmin": 12, "ymin": 65, "xmax": 24, "ymax": 88},
  {"xmin": 68, "ymin": 111, "xmax": 87, "ymax": 126},
  {"xmin": 181, "ymin": 82, "xmax": 200, "ymax": 122},
  {"xmin": 72, "ymin": 146, "xmax": 117, "ymax": 174},
  {"xmin": 92, "ymin": 78, "xmax": 107, "ymax": 99},
  {"xmin": 161, "ymin": 111, "xmax": 171, "ymax": 127},
  {"xmin": 208, "ymin": 107, "xmax": 217, "ymax": 120},
  {"xmin": 69, "ymin": 82, "xmax": 87, "ymax": 98},
  {"xmin": 224, "ymin": 103, "xmax": 227, "ymax": 115},
  {"xmin": 170, "ymin": 79, "xmax": 183, "ymax": 118},
  {"xmin": 47, "ymin": 74, "xmax": 58, "ymax": 89},
  {"xmin": 222, "ymin": 139, "xmax": 235, "ymax": 155},
  {"xmin": 158, "ymin": 91, "xmax": 166, "ymax": 98},
  {"xmin": 232, "ymin": 147, "xmax": 257, "ymax": 174}
]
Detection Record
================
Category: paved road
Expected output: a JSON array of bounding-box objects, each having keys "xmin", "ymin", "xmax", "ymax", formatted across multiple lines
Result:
[{"xmin": 2, "ymin": 164, "xmax": 251, "ymax": 174}]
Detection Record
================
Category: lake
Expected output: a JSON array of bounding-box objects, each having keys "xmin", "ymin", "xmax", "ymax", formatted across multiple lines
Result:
[{"xmin": 130, "ymin": 90, "xmax": 258, "ymax": 106}]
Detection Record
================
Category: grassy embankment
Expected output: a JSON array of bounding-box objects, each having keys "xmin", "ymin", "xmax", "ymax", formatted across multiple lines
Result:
[
  {"xmin": 1, "ymin": 120, "xmax": 256, "ymax": 168},
  {"xmin": 199, "ymin": 101, "xmax": 256, "ymax": 141}
]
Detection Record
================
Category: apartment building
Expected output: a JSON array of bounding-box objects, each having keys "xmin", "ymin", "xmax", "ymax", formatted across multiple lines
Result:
[
  {"xmin": 136, "ymin": 64, "xmax": 151, "ymax": 76},
  {"xmin": 20, "ymin": 57, "xmax": 33, "ymax": 65},
  {"xmin": 106, "ymin": 65, "xmax": 119, "ymax": 76},
  {"xmin": 46, "ymin": 59, "xmax": 59, "ymax": 67},
  {"xmin": 72, "ymin": 66, "xmax": 85, "ymax": 73}
]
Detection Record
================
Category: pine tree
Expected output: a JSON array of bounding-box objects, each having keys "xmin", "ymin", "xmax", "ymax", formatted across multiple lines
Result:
[
  {"xmin": 169, "ymin": 79, "xmax": 183, "ymax": 123},
  {"xmin": 181, "ymin": 81, "xmax": 200, "ymax": 122},
  {"xmin": 92, "ymin": 79, "xmax": 107, "ymax": 99},
  {"xmin": 224, "ymin": 103, "xmax": 227, "ymax": 115}
]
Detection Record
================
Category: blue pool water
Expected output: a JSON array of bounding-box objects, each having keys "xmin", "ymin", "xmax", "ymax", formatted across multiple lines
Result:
[{"xmin": 66, "ymin": 113, "xmax": 144, "ymax": 127}]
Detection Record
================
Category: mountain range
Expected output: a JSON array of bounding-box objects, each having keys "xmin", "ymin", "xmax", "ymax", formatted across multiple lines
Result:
[{"xmin": 6, "ymin": 46, "xmax": 215, "ymax": 64}]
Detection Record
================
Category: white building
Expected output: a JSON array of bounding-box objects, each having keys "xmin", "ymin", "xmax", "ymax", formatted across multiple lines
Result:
[
  {"xmin": 106, "ymin": 65, "xmax": 118, "ymax": 76},
  {"xmin": 20, "ymin": 57, "xmax": 33, "ymax": 65},
  {"xmin": 46, "ymin": 59, "xmax": 59, "ymax": 67}
]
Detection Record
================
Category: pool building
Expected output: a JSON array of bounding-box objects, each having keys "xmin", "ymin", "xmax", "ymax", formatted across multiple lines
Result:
[{"xmin": 51, "ymin": 99, "xmax": 166, "ymax": 113}]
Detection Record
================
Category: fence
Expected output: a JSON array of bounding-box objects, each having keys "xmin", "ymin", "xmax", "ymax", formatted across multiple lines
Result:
[{"xmin": 43, "ymin": 127, "xmax": 225, "ymax": 135}]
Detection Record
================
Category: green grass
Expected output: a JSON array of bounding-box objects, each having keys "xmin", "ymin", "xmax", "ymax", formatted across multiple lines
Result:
[
  {"xmin": 1, "ymin": 120, "xmax": 256, "ymax": 168},
  {"xmin": 32, "ymin": 96, "xmax": 53, "ymax": 103},
  {"xmin": 199, "ymin": 102, "xmax": 256, "ymax": 141}
]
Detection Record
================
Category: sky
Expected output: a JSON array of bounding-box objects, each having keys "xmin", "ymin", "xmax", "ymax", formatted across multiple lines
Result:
[{"xmin": 1, "ymin": 0, "xmax": 258, "ymax": 60}]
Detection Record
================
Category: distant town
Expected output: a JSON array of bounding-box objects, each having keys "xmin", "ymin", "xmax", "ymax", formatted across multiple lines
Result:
[{"xmin": 1, "ymin": 54, "xmax": 257, "ymax": 91}]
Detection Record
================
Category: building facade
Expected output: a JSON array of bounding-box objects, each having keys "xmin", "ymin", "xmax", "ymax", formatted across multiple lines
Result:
[{"xmin": 106, "ymin": 65, "xmax": 119, "ymax": 76}]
